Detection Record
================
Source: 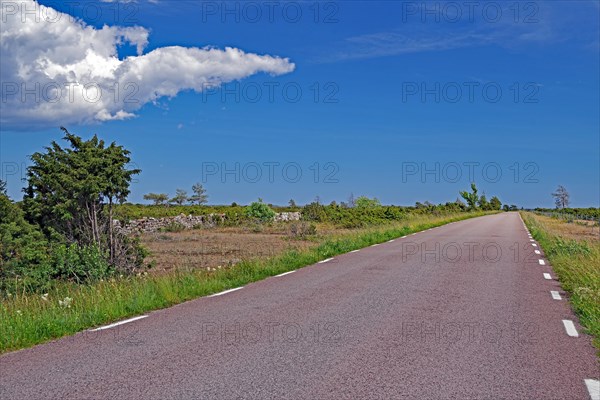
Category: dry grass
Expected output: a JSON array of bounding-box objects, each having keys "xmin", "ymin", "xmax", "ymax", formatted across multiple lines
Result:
[
  {"xmin": 531, "ymin": 214, "xmax": 599, "ymax": 242},
  {"xmin": 142, "ymin": 225, "xmax": 316, "ymax": 274}
]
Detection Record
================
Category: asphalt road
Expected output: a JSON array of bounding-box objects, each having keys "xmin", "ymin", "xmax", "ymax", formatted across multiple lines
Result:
[{"xmin": 1, "ymin": 213, "xmax": 598, "ymax": 399}]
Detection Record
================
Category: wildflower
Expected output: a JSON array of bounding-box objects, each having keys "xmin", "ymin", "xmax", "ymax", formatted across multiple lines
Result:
[
  {"xmin": 59, "ymin": 297, "xmax": 73, "ymax": 308},
  {"xmin": 41, "ymin": 293, "xmax": 49, "ymax": 301},
  {"xmin": 217, "ymin": 265, "xmax": 222, "ymax": 269},
  {"xmin": 16, "ymin": 310, "xmax": 22, "ymax": 315}
]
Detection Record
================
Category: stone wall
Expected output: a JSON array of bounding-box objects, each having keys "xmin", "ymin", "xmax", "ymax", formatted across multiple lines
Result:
[{"xmin": 115, "ymin": 212, "xmax": 301, "ymax": 235}]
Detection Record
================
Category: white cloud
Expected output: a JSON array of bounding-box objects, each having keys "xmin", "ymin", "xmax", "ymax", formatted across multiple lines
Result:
[{"xmin": 0, "ymin": 0, "xmax": 294, "ymax": 131}]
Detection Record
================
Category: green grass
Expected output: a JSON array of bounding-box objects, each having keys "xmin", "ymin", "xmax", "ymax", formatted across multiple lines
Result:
[
  {"xmin": 522, "ymin": 212, "xmax": 600, "ymax": 354},
  {"xmin": 0, "ymin": 211, "xmax": 494, "ymax": 353}
]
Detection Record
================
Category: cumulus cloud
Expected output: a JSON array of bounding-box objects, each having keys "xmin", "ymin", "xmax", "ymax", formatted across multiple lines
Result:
[{"xmin": 0, "ymin": 0, "xmax": 295, "ymax": 131}]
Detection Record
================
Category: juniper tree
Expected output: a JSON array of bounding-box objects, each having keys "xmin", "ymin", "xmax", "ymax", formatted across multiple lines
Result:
[{"xmin": 23, "ymin": 127, "xmax": 141, "ymax": 268}]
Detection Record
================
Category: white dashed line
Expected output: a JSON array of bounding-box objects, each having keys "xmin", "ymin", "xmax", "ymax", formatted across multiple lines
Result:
[
  {"xmin": 388, "ymin": 239, "xmax": 395, "ymax": 243},
  {"xmin": 534, "ymin": 250, "xmax": 541, "ymax": 255},
  {"xmin": 371, "ymin": 244, "xmax": 380, "ymax": 247},
  {"xmin": 401, "ymin": 236, "xmax": 407, "ymax": 238},
  {"xmin": 529, "ymin": 239, "xmax": 535, "ymax": 242},
  {"xmin": 275, "ymin": 271, "xmax": 295, "ymax": 277},
  {"xmin": 350, "ymin": 249, "xmax": 360, "ymax": 253},
  {"xmin": 532, "ymin": 244, "xmax": 538, "ymax": 247},
  {"xmin": 539, "ymin": 259, "xmax": 546, "ymax": 265},
  {"xmin": 209, "ymin": 287, "xmax": 243, "ymax": 297},
  {"xmin": 562, "ymin": 320, "xmax": 579, "ymax": 337},
  {"xmin": 543, "ymin": 273, "xmax": 552, "ymax": 280},
  {"xmin": 551, "ymin": 291, "xmax": 561, "ymax": 300},
  {"xmin": 318, "ymin": 258, "xmax": 334, "ymax": 263},
  {"xmin": 585, "ymin": 379, "xmax": 600, "ymax": 400},
  {"xmin": 91, "ymin": 315, "xmax": 148, "ymax": 331}
]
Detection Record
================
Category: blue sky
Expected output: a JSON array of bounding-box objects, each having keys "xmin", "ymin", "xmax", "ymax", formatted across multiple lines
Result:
[{"xmin": 1, "ymin": 0, "xmax": 599, "ymax": 208}]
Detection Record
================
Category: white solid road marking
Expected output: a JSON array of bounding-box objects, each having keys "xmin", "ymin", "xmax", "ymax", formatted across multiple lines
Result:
[
  {"xmin": 539, "ymin": 259, "xmax": 546, "ymax": 265},
  {"xmin": 275, "ymin": 271, "xmax": 295, "ymax": 277},
  {"xmin": 532, "ymin": 243, "xmax": 538, "ymax": 247},
  {"xmin": 91, "ymin": 315, "xmax": 148, "ymax": 331},
  {"xmin": 534, "ymin": 250, "xmax": 541, "ymax": 254},
  {"xmin": 585, "ymin": 379, "xmax": 600, "ymax": 400},
  {"xmin": 543, "ymin": 273, "xmax": 552, "ymax": 280},
  {"xmin": 562, "ymin": 320, "xmax": 579, "ymax": 337},
  {"xmin": 350, "ymin": 250, "xmax": 360, "ymax": 253},
  {"xmin": 551, "ymin": 291, "xmax": 562, "ymax": 300},
  {"xmin": 318, "ymin": 258, "xmax": 334, "ymax": 263},
  {"xmin": 209, "ymin": 287, "xmax": 243, "ymax": 297}
]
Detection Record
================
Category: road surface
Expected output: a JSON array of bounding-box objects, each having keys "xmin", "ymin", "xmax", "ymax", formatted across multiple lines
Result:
[{"xmin": 1, "ymin": 213, "xmax": 598, "ymax": 399}]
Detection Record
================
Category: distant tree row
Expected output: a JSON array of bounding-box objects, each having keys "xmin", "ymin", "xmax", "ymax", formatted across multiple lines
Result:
[
  {"xmin": 459, "ymin": 183, "xmax": 503, "ymax": 211},
  {"xmin": 144, "ymin": 183, "xmax": 208, "ymax": 206}
]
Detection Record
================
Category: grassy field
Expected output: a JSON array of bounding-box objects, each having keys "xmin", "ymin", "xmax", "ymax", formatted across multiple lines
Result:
[
  {"xmin": 141, "ymin": 224, "xmax": 318, "ymax": 274},
  {"xmin": 0, "ymin": 211, "xmax": 493, "ymax": 353},
  {"xmin": 522, "ymin": 212, "xmax": 600, "ymax": 353}
]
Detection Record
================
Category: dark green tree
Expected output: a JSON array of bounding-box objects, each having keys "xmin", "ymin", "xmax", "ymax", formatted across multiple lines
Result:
[
  {"xmin": 489, "ymin": 196, "xmax": 502, "ymax": 210},
  {"xmin": 23, "ymin": 127, "xmax": 142, "ymax": 269},
  {"xmin": 0, "ymin": 191, "xmax": 50, "ymax": 277},
  {"xmin": 478, "ymin": 194, "xmax": 489, "ymax": 210}
]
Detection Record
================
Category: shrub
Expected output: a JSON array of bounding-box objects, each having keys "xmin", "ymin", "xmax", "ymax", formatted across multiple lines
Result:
[
  {"xmin": 302, "ymin": 202, "xmax": 327, "ymax": 222},
  {"xmin": 52, "ymin": 244, "xmax": 113, "ymax": 283},
  {"xmin": 246, "ymin": 199, "xmax": 276, "ymax": 223}
]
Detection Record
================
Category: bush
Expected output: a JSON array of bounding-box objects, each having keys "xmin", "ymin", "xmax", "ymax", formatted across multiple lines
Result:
[
  {"xmin": 52, "ymin": 244, "xmax": 113, "ymax": 283},
  {"xmin": 246, "ymin": 199, "xmax": 276, "ymax": 223},
  {"xmin": 1, "ymin": 193, "xmax": 142, "ymax": 294},
  {"xmin": 302, "ymin": 202, "xmax": 327, "ymax": 222}
]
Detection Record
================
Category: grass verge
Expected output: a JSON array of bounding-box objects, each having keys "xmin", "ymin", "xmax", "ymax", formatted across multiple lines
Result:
[
  {"xmin": 522, "ymin": 212, "xmax": 600, "ymax": 353},
  {"xmin": 1, "ymin": 211, "xmax": 494, "ymax": 353}
]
